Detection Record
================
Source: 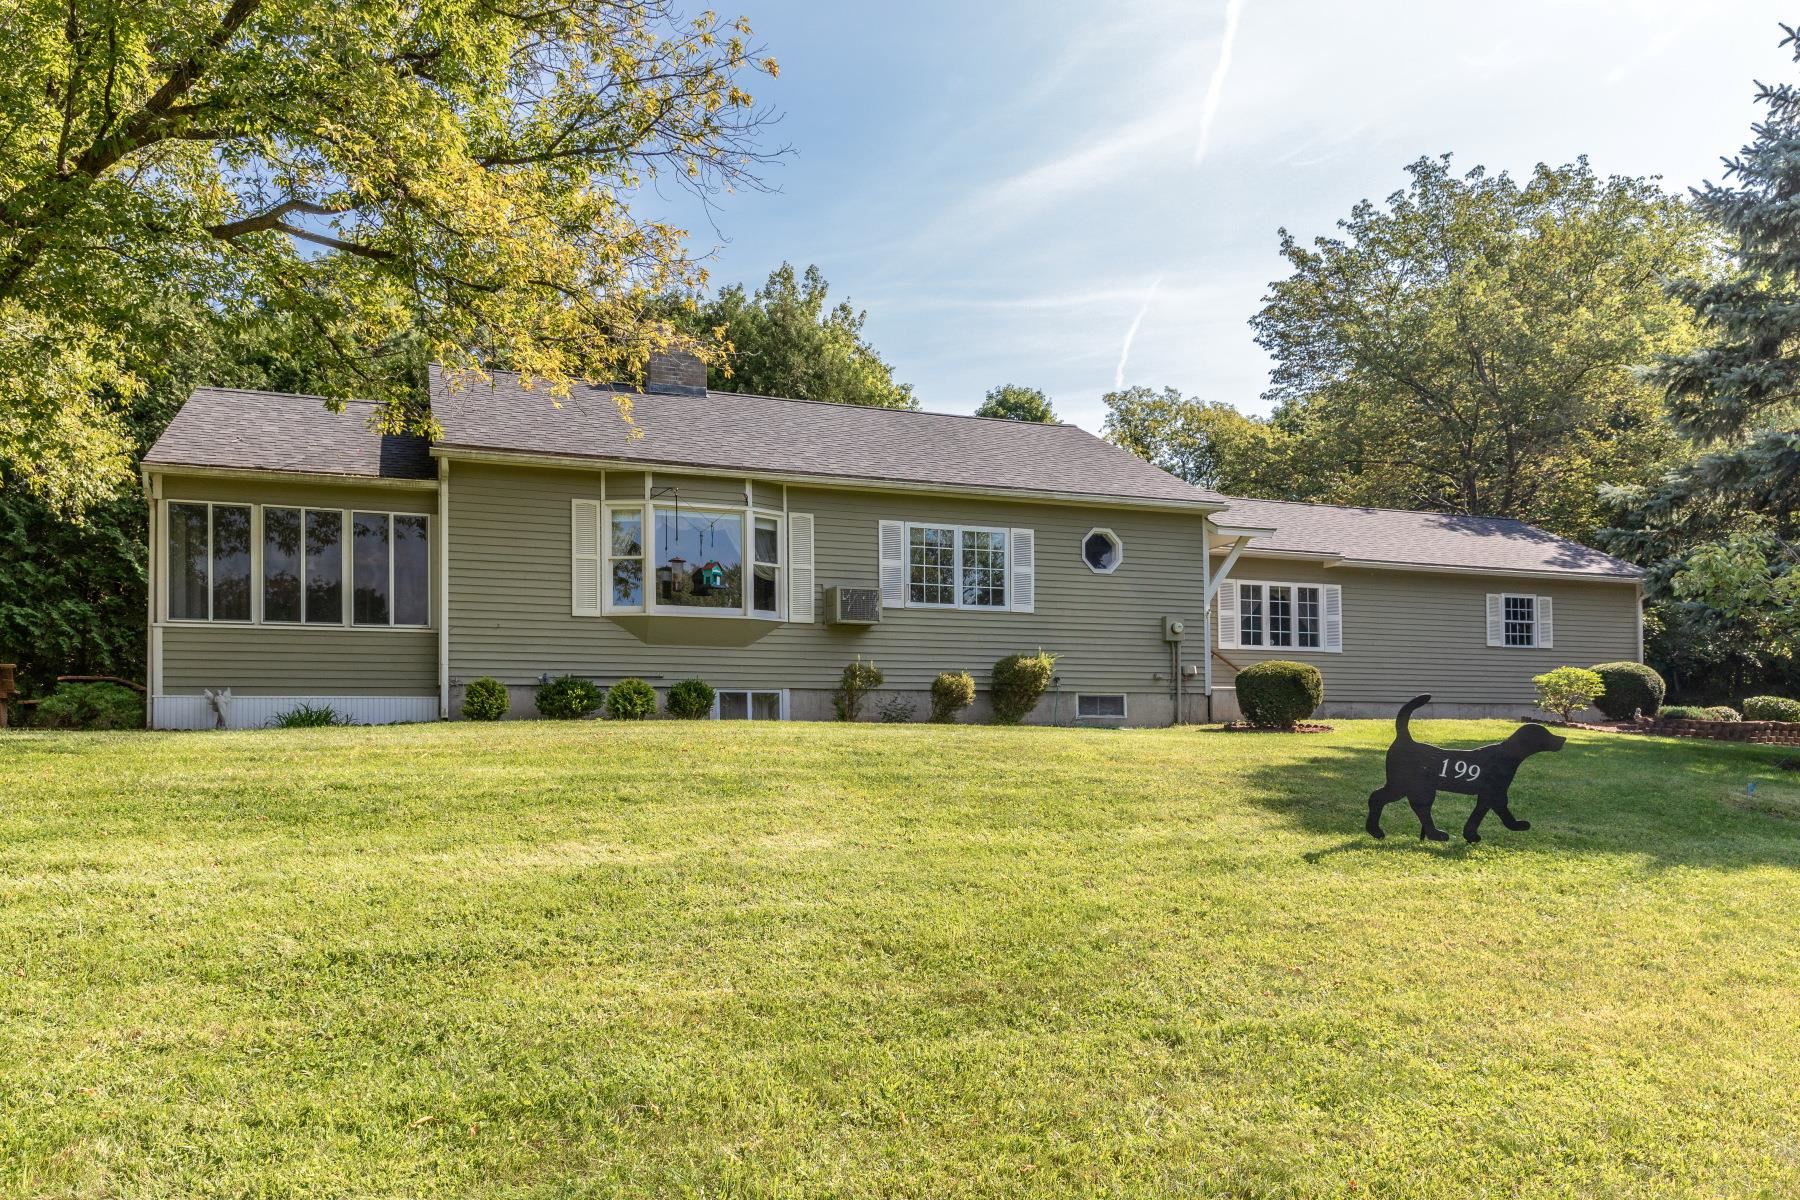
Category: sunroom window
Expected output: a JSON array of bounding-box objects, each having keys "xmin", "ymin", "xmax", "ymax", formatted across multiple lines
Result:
[
  {"xmin": 263, "ymin": 506, "xmax": 347, "ymax": 624},
  {"xmin": 166, "ymin": 501, "xmax": 252, "ymax": 622},
  {"xmin": 351, "ymin": 512, "xmax": 430, "ymax": 627}
]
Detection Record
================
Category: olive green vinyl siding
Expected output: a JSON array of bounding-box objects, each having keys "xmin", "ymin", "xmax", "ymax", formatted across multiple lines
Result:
[
  {"xmin": 447, "ymin": 462, "xmax": 1206, "ymax": 693},
  {"xmin": 751, "ymin": 479, "xmax": 782, "ymax": 509},
  {"xmin": 1213, "ymin": 557, "xmax": 1640, "ymax": 706},
  {"xmin": 154, "ymin": 470, "xmax": 441, "ymax": 696},
  {"xmin": 650, "ymin": 472, "xmax": 750, "ymax": 505},
  {"xmin": 604, "ymin": 470, "xmax": 646, "ymax": 499},
  {"xmin": 160, "ymin": 627, "xmax": 437, "ymax": 695}
]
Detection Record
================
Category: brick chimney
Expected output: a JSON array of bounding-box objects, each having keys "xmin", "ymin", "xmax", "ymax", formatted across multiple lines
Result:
[{"xmin": 646, "ymin": 348, "xmax": 707, "ymax": 396}]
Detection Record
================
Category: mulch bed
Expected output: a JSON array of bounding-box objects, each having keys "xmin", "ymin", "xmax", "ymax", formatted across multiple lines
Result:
[{"xmin": 1215, "ymin": 722, "xmax": 1335, "ymax": 734}]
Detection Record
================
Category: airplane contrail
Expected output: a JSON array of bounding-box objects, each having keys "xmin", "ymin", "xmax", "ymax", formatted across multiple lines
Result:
[
  {"xmin": 1114, "ymin": 275, "xmax": 1164, "ymax": 390},
  {"xmin": 1194, "ymin": 0, "xmax": 1248, "ymax": 165}
]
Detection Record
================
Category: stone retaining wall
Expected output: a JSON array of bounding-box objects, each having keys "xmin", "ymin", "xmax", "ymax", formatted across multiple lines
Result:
[{"xmin": 1637, "ymin": 717, "xmax": 1800, "ymax": 745}]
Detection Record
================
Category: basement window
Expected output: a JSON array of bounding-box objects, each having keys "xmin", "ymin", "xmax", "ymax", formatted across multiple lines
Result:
[
  {"xmin": 1076, "ymin": 694, "xmax": 1127, "ymax": 720},
  {"xmin": 715, "ymin": 690, "xmax": 785, "ymax": 720}
]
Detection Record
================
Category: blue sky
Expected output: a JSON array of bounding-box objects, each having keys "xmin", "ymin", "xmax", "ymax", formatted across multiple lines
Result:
[{"xmin": 651, "ymin": 0, "xmax": 1788, "ymax": 432}]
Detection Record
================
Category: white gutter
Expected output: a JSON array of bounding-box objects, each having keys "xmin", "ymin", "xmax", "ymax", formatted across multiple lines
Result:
[
  {"xmin": 430, "ymin": 445, "xmax": 1227, "ymax": 516},
  {"xmin": 145, "ymin": 463, "xmax": 438, "ymax": 491},
  {"xmin": 437, "ymin": 456, "xmax": 451, "ymax": 719}
]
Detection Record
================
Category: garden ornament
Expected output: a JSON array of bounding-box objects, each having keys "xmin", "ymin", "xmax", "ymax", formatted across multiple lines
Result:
[{"xmin": 1366, "ymin": 694, "xmax": 1564, "ymax": 843}]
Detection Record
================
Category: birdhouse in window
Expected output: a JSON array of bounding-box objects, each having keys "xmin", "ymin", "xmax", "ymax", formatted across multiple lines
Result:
[{"xmin": 698, "ymin": 560, "xmax": 725, "ymax": 590}]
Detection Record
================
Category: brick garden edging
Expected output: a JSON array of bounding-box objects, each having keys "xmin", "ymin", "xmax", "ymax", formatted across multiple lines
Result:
[{"xmin": 1631, "ymin": 716, "xmax": 1800, "ymax": 745}]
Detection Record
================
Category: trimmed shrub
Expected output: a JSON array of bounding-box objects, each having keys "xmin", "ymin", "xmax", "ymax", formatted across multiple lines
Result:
[
  {"xmin": 1236, "ymin": 660, "xmax": 1324, "ymax": 729},
  {"xmin": 990, "ymin": 650, "xmax": 1056, "ymax": 725},
  {"xmin": 1742, "ymin": 695, "xmax": 1800, "ymax": 723},
  {"xmin": 606, "ymin": 678, "xmax": 658, "ymax": 721},
  {"xmin": 929, "ymin": 671, "xmax": 976, "ymax": 724},
  {"xmin": 31, "ymin": 682, "xmax": 143, "ymax": 730},
  {"xmin": 535, "ymin": 675, "xmax": 603, "ymax": 719},
  {"xmin": 666, "ymin": 678, "xmax": 716, "ymax": 720},
  {"xmin": 1532, "ymin": 667, "xmax": 1606, "ymax": 724},
  {"xmin": 462, "ymin": 677, "xmax": 509, "ymax": 721},
  {"xmin": 1661, "ymin": 705, "xmax": 1741, "ymax": 722},
  {"xmin": 1590, "ymin": 661, "xmax": 1666, "ymax": 719},
  {"xmin": 270, "ymin": 703, "xmax": 348, "ymax": 728},
  {"xmin": 833, "ymin": 658, "xmax": 884, "ymax": 721},
  {"xmin": 878, "ymin": 695, "xmax": 915, "ymax": 723}
]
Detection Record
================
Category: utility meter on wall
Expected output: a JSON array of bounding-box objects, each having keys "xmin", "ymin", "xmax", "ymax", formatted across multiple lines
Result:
[{"xmin": 1163, "ymin": 616, "xmax": 1186, "ymax": 642}]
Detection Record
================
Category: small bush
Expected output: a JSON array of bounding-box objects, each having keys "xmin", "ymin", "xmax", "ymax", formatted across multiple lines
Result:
[
  {"xmin": 833, "ymin": 658, "xmax": 884, "ymax": 721},
  {"xmin": 666, "ymin": 678, "xmax": 715, "ymax": 720},
  {"xmin": 1590, "ymin": 661, "xmax": 1666, "ymax": 719},
  {"xmin": 1742, "ymin": 695, "xmax": 1800, "ymax": 722},
  {"xmin": 1533, "ymin": 666, "xmax": 1606, "ymax": 724},
  {"xmin": 1661, "ymin": 704, "xmax": 1741, "ymax": 722},
  {"xmin": 605, "ymin": 678, "xmax": 658, "ymax": 720},
  {"xmin": 462, "ymin": 677, "xmax": 509, "ymax": 721},
  {"xmin": 270, "ymin": 703, "xmax": 348, "ymax": 728},
  {"xmin": 929, "ymin": 671, "xmax": 976, "ymax": 724},
  {"xmin": 990, "ymin": 651, "xmax": 1056, "ymax": 724},
  {"xmin": 535, "ymin": 675, "xmax": 603, "ymax": 719},
  {"xmin": 877, "ymin": 695, "xmax": 915, "ymax": 723},
  {"xmin": 1236, "ymin": 660, "xmax": 1323, "ymax": 729},
  {"xmin": 31, "ymin": 682, "xmax": 143, "ymax": 730}
]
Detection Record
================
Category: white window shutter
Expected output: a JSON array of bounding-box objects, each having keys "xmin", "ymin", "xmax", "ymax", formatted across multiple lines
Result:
[
  {"xmin": 1217, "ymin": 579, "xmax": 1240, "ymax": 649},
  {"xmin": 1486, "ymin": 593, "xmax": 1504, "ymax": 647},
  {"xmin": 571, "ymin": 499, "xmax": 601, "ymax": 616},
  {"xmin": 789, "ymin": 512, "xmax": 816, "ymax": 624},
  {"xmin": 1323, "ymin": 584, "xmax": 1343, "ymax": 652},
  {"xmin": 1537, "ymin": 595, "xmax": 1554, "ymax": 649},
  {"xmin": 878, "ymin": 519, "xmax": 906, "ymax": 609},
  {"xmin": 1009, "ymin": 527, "xmax": 1035, "ymax": 613}
]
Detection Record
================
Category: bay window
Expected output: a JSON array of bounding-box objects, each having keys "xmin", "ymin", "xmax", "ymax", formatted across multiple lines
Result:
[{"xmin": 601, "ymin": 501, "xmax": 782, "ymax": 618}]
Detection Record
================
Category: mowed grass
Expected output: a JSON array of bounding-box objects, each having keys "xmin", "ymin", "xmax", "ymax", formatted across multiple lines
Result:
[{"xmin": 5, "ymin": 720, "xmax": 1800, "ymax": 1198}]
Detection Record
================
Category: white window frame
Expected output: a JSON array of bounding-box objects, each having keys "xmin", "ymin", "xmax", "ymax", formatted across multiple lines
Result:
[
  {"xmin": 1501, "ymin": 592, "xmax": 1538, "ymax": 648},
  {"xmin": 350, "ymin": 510, "xmax": 433, "ymax": 629},
  {"xmin": 1076, "ymin": 693, "xmax": 1128, "ymax": 720},
  {"xmin": 164, "ymin": 500, "xmax": 255, "ymax": 625},
  {"xmin": 602, "ymin": 502, "xmax": 647, "ymax": 614},
  {"xmin": 710, "ymin": 688, "xmax": 789, "ymax": 720},
  {"xmin": 159, "ymin": 499, "xmax": 431, "ymax": 631},
  {"xmin": 1236, "ymin": 579, "xmax": 1334, "ymax": 653},
  {"xmin": 606, "ymin": 500, "xmax": 784, "ymax": 621},
  {"xmin": 1081, "ymin": 527, "xmax": 1124, "ymax": 575},
  {"xmin": 905, "ymin": 522, "xmax": 1010, "ymax": 610}
]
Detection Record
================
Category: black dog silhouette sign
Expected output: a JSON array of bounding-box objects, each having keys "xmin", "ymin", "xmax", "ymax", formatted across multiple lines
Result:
[{"xmin": 1367, "ymin": 694, "xmax": 1565, "ymax": 843}]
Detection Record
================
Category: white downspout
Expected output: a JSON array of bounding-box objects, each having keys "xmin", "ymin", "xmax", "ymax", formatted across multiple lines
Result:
[
  {"xmin": 1201, "ymin": 519, "xmax": 1212, "ymax": 717},
  {"xmin": 437, "ymin": 456, "xmax": 451, "ymax": 719},
  {"xmin": 144, "ymin": 469, "xmax": 162, "ymax": 728}
]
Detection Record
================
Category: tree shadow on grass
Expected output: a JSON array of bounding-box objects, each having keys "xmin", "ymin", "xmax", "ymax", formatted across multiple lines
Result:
[{"xmin": 1233, "ymin": 730, "xmax": 1800, "ymax": 872}]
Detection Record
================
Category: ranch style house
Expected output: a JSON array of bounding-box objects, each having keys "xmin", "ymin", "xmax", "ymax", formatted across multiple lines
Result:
[{"xmin": 139, "ymin": 352, "xmax": 1645, "ymax": 728}]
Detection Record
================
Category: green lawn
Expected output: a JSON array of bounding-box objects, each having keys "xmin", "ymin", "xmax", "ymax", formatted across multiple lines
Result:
[{"xmin": 5, "ymin": 719, "xmax": 1800, "ymax": 1198}]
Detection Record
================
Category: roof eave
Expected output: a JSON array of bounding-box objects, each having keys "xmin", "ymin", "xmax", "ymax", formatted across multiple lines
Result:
[
  {"xmin": 429, "ymin": 444, "xmax": 1227, "ymax": 513},
  {"xmin": 143, "ymin": 462, "xmax": 439, "ymax": 489}
]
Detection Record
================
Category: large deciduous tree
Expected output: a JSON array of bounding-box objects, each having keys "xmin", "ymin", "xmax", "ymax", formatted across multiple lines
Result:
[
  {"xmin": 676, "ymin": 263, "xmax": 915, "ymax": 408},
  {"xmin": 1102, "ymin": 385, "xmax": 1302, "ymax": 498},
  {"xmin": 975, "ymin": 384, "xmax": 1056, "ymax": 422},
  {"xmin": 1252, "ymin": 155, "xmax": 1714, "ymax": 540},
  {"xmin": 0, "ymin": 0, "xmax": 778, "ymax": 510}
]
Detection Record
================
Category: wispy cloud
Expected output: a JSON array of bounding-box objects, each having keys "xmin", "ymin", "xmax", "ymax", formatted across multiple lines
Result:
[
  {"xmin": 1194, "ymin": 0, "xmax": 1248, "ymax": 165},
  {"xmin": 1113, "ymin": 275, "xmax": 1164, "ymax": 390}
]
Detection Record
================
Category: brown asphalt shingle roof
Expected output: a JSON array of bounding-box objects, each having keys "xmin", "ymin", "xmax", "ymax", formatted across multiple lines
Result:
[
  {"xmin": 1214, "ymin": 495, "xmax": 1641, "ymax": 579},
  {"xmin": 428, "ymin": 367, "xmax": 1223, "ymax": 507},
  {"xmin": 143, "ymin": 387, "xmax": 434, "ymax": 480}
]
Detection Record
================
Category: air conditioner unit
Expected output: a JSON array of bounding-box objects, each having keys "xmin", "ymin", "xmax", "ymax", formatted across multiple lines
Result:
[{"xmin": 825, "ymin": 586, "xmax": 882, "ymax": 625}]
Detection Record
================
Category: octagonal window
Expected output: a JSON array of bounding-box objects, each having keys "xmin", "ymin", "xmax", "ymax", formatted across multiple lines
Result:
[{"xmin": 1082, "ymin": 528, "xmax": 1122, "ymax": 574}]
